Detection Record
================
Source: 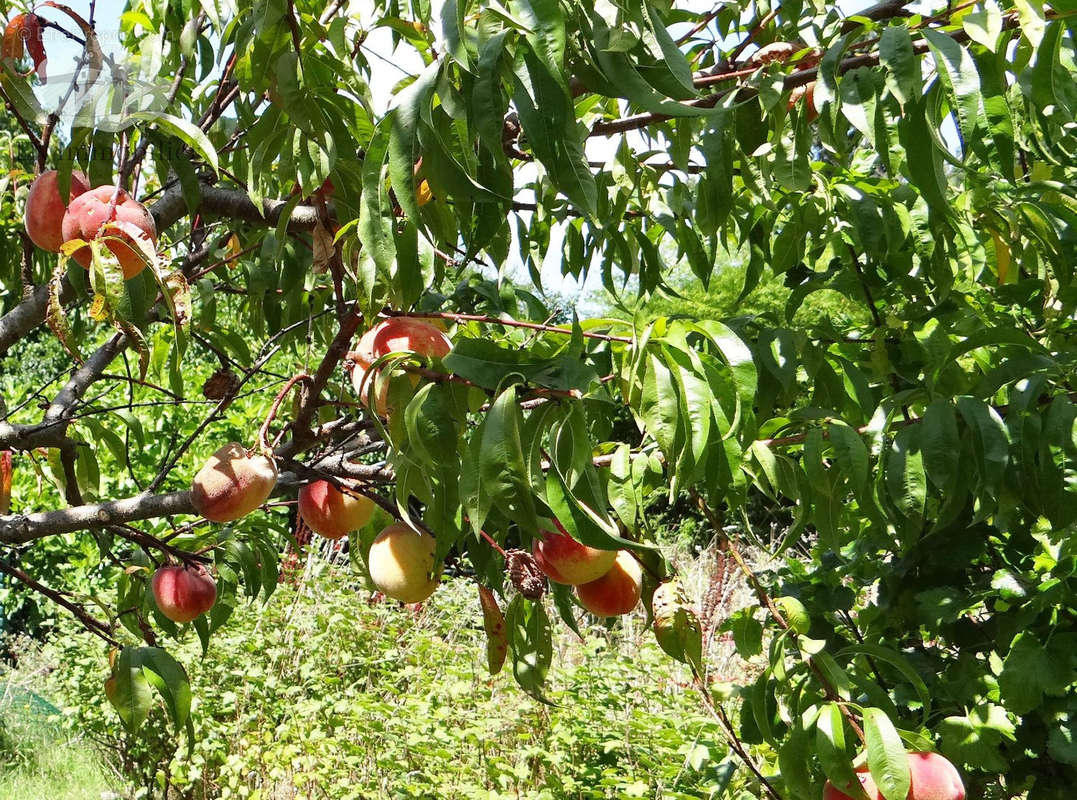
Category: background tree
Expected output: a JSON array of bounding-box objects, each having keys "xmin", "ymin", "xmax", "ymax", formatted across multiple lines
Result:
[{"xmin": 1, "ymin": 0, "xmax": 1076, "ymax": 797}]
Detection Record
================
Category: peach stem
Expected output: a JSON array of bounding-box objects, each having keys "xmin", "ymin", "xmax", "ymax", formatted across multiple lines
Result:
[
  {"xmin": 257, "ymin": 373, "xmax": 313, "ymax": 454},
  {"xmin": 478, "ymin": 528, "xmax": 508, "ymax": 558}
]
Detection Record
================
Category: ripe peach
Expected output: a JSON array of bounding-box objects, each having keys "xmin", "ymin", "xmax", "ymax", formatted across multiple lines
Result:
[
  {"xmin": 367, "ymin": 522, "xmax": 439, "ymax": 603},
  {"xmin": 24, "ymin": 170, "xmax": 90, "ymax": 252},
  {"xmin": 190, "ymin": 443, "xmax": 278, "ymax": 522},
  {"xmin": 576, "ymin": 550, "xmax": 643, "ymax": 617},
  {"xmin": 298, "ymin": 479, "xmax": 374, "ymax": 540},
  {"xmin": 788, "ymin": 81, "xmax": 818, "ymax": 122},
  {"xmin": 823, "ymin": 752, "xmax": 965, "ymax": 800},
  {"xmin": 61, "ymin": 185, "xmax": 158, "ymax": 279},
  {"xmin": 350, "ymin": 317, "xmax": 452, "ymax": 416},
  {"xmin": 151, "ymin": 564, "xmax": 217, "ymax": 623},
  {"xmin": 532, "ymin": 523, "xmax": 617, "ymax": 585}
]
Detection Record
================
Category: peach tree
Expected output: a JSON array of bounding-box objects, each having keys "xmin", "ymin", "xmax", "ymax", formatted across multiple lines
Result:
[{"xmin": 1, "ymin": 0, "xmax": 1076, "ymax": 797}]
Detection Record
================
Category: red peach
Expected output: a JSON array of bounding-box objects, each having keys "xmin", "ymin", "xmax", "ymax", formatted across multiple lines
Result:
[
  {"xmin": 532, "ymin": 523, "xmax": 617, "ymax": 585},
  {"xmin": 24, "ymin": 170, "xmax": 90, "ymax": 252},
  {"xmin": 151, "ymin": 564, "xmax": 217, "ymax": 624},
  {"xmin": 190, "ymin": 442, "xmax": 278, "ymax": 523},
  {"xmin": 576, "ymin": 550, "xmax": 643, "ymax": 617},
  {"xmin": 351, "ymin": 317, "xmax": 452, "ymax": 416},
  {"xmin": 61, "ymin": 185, "xmax": 157, "ymax": 279},
  {"xmin": 298, "ymin": 479, "xmax": 375, "ymax": 540},
  {"xmin": 823, "ymin": 752, "xmax": 965, "ymax": 800}
]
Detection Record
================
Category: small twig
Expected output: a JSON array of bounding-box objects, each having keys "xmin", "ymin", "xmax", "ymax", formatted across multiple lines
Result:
[
  {"xmin": 257, "ymin": 374, "xmax": 313, "ymax": 454},
  {"xmin": 479, "ymin": 529, "xmax": 508, "ymax": 558},
  {"xmin": 727, "ymin": 8, "xmax": 780, "ymax": 66},
  {"xmin": 693, "ymin": 492, "xmax": 866, "ymax": 742},
  {"xmin": 692, "ymin": 681, "xmax": 785, "ymax": 800},
  {"xmin": 0, "ymin": 558, "xmax": 118, "ymax": 645}
]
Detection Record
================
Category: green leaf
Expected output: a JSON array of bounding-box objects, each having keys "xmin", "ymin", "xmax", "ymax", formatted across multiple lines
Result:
[
  {"xmin": 590, "ymin": 13, "xmax": 708, "ymax": 117},
  {"xmin": 505, "ymin": 594, "xmax": 554, "ymax": 703},
  {"xmin": 138, "ymin": 647, "xmax": 192, "ymax": 730},
  {"xmin": 637, "ymin": 348, "xmax": 682, "ymax": 466},
  {"xmin": 724, "ymin": 607, "xmax": 763, "ymax": 659},
  {"xmin": 128, "ymin": 112, "xmax": 219, "ymax": 174},
  {"xmin": 938, "ymin": 704, "xmax": 1015, "ymax": 772},
  {"xmin": 829, "ymin": 422, "xmax": 870, "ymax": 501},
  {"xmin": 999, "ymin": 631, "xmax": 1076, "ymax": 714},
  {"xmin": 963, "ymin": 0, "xmax": 1004, "ymax": 50},
  {"xmin": 879, "ymin": 26, "xmax": 922, "ymax": 108},
  {"xmin": 863, "ymin": 707, "xmax": 911, "ymax": 800},
  {"xmin": 956, "ymin": 396, "xmax": 1011, "ymax": 506},
  {"xmin": 512, "ymin": 48, "xmax": 597, "ymax": 216},
  {"xmin": 775, "ymin": 596, "xmax": 810, "ymax": 636},
  {"xmin": 921, "ymin": 400, "xmax": 961, "ymax": 493},
  {"xmin": 641, "ymin": 4, "xmax": 694, "ymax": 93},
  {"xmin": 544, "ymin": 461, "xmax": 637, "ymax": 550},
  {"xmin": 105, "ymin": 647, "xmax": 152, "ymax": 733},
  {"xmin": 816, "ymin": 703, "xmax": 858, "ymax": 792},
  {"xmin": 898, "ymin": 98, "xmax": 949, "ymax": 214},
  {"xmin": 885, "ymin": 426, "xmax": 927, "ymax": 521},
  {"xmin": 441, "ymin": 338, "xmax": 598, "ymax": 391},
  {"xmin": 508, "ymin": 0, "xmax": 566, "ymax": 79},
  {"xmin": 357, "ymin": 120, "xmax": 396, "ymax": 283},
  {"xmin": 840, "ymin": 643, "xmax": 932, "ymax": 725},
  {"xmin": 549, "ymin": 581, "xmax": 583, "ymax": 640},
  {"xmin": 922, "ymin": 30, "xmax": 982, "ymax": 161},
  {"xmin": 403, "ymin": 383, "xmax": 460, "ymax": 470},
  {"xmin": 464, "ymin": 386, "xmax": 538, "ymax": 536},
  {"xmin": 388, "ymin": 61, "xmax": 440, "ymax": 225}
]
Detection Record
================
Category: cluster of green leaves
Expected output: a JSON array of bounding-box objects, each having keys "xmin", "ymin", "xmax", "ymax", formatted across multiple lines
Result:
[{"xmin": 31, "ymin": 573, "xmax": 743, "ymax": 800}]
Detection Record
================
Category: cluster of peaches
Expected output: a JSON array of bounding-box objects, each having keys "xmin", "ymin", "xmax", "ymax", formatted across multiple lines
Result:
[
  {"xmin": 24, "ymin": 170, "xmax": 158, "ymax": 279},
  {"xmin": 149, "ymin": 315, "xmax": 646, "ymax": 627}
]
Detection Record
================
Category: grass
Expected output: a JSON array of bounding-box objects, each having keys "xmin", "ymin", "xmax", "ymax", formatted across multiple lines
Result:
[
  {"xmin": 0, "ymin": 681, "xmax": 118, "ymax": 800},
  {"xmin": 1, "ymin": 538, "xmax": 758, "ymax": 799}
]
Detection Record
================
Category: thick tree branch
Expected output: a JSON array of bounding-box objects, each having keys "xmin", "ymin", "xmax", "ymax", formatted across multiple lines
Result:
[
  {"xmin": 151, "ymin": 182, "xmax": 326, "ymax": 233},
  {"xmin": 0, "ymin": 458, "xmax": 393, "ymax": 546},
  {"xmin": 45, "ymin": 333, "xmax": 126, "ymax": 424},
  {"xmin": 0, "ymin": 283, "xmax": 67, "ymax": 358},
  {"xmin": 0, "ymin": 490, "xmax": 195, "ymax": 545}
]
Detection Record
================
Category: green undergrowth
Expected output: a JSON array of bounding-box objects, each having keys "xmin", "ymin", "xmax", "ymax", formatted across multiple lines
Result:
[
  {"xmin": 20, "ymin": 567, "xmax": 744, "ymax": 799},
  {"xmin": 0, "ymin": 676, "xmax": 117, "ymax": 800}
]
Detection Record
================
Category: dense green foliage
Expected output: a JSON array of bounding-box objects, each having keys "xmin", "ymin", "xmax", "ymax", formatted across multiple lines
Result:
[{"xmin": 1, "ymin": 0, "xmax": 1076, "ymax": 798}]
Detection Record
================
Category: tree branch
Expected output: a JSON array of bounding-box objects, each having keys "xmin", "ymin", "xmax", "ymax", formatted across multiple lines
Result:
[{"xmin": 0, "ymin": 558, "xmax": 118, "ymax": 646}]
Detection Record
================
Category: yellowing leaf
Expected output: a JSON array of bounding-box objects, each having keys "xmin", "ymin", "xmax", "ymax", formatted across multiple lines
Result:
[{"xmin": 992, "ymin": 230, "xmax": 1011, "ymax": 285}]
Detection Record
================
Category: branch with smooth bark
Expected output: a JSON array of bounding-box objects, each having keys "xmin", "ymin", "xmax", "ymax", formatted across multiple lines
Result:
[{"xmin": 0, "ymin": 458, "xmax": 393, "ymax": 546}]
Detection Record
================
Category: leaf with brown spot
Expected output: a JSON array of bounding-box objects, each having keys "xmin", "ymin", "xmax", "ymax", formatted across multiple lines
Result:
[
  {"xmin": 478, "ymin": 585, "xmax": 508, "ymax": 676},
  {"xmin": 45, "ymin": 257, "xmax": 83, "ymax": 363},
  {"xmin": 652, "ymin": 578, "xmax": 703, "ymax": 678}
]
